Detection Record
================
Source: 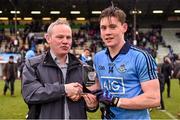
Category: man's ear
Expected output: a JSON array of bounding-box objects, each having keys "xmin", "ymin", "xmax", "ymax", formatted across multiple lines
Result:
[
  {"xmin": 44, "ymin": 33, "xmax": 50, "ymax": 43},
  {"xmin": 122, "ymin": 23, "xmax": 128, "ymax": 33}
]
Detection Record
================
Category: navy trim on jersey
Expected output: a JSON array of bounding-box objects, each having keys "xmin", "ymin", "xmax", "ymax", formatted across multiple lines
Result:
[
  {"xmin": 105, "ymin": 42, "xmax": 130, "ymax": 62},
  {"xmin": 147, "ymin": 56, "xmax": 157, "ymax": 78},
  {"xmin": 131, "ymin": 46, "xmax": 157, "ymax": 79}
]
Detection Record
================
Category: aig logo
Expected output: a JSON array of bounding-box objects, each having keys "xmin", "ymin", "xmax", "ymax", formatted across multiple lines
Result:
[{"xmin": 98, "ymin": 65, "xmax": 105, "ymax": 70}]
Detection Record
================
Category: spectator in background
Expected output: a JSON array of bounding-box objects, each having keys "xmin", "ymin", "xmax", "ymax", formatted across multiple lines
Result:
[
  {"xmin": 157, "ymin": 65, "xmax": 165, "ymax": 110},
  {"xmin": 17, "ymin": 56, "xmax": 26, "ymax": 79},
  {"xmin": 0, "ymin": 32, "xmax": 4, "ymax": 46},
  {"xmin": 173, "ymin": 54, "xmax": 180, "ymax": 86},
  {"xmin": 25, "ymin": 47, "xmax": 36, "ymax": 59},
  {"xmin": 79, "ymin": 48, "xmax": 93, "ymax": 66},
  {"xmin": 161, "ymin": 56, "xmax": 173, "ymax": 98},
  {"xmin": 18, "ymin": 46, "xmax": 37, "ymax": 79},
  {"xmin": 3, "ymin": 56, "xmax": 17, "ymax": 96},
  {"xmin": 90, "ymin": 41, "xmax": 97, "ymax": 53},
  {"xmin": 167, "ymin": 45, "xmax": 174, "ymax": 63}
]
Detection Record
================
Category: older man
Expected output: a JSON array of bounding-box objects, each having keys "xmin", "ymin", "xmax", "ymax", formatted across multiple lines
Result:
[{"xmin": 22, "ymin": 18, "xmax": 97, "ymax": 119}]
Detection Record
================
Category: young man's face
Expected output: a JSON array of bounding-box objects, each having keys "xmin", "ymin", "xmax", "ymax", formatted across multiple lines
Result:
[
  {"xmin": 46, "ymin": 24, "xmax": 72, "ymax": 57},
  {"xmin": 100, "ymin": 16, "xmax": 127, "ymax": 48}
]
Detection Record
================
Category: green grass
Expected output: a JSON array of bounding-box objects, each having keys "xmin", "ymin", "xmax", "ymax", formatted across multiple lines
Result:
[
  {"xmin": 0, "ymin": 79, "xmax": 180, "ymax": 119},
  {"xmin": 0, "ymin": 80, "xmax": 28, "ymax": 119}
]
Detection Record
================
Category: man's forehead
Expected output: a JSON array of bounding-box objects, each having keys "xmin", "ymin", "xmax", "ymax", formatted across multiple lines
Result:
[
  {"xmin": 51, "ymin": 24, "xmax": 72, "ymax": 33},
  {"xmin": 53, "ymin": 24, "xmax": 70, "ymax": 30},
  {"xmin": 100, "ymin": 17, "xmax": 119, "ymax": 25}
]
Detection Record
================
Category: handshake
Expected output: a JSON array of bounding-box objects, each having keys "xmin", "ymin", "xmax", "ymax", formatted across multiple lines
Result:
[
  {"xmin": 64, "ymin": 82, "xmax": 120, "ymax": 107},
  {"xmin": 92, "ymin": 89, "xmax": 120, "ymax": 107}
]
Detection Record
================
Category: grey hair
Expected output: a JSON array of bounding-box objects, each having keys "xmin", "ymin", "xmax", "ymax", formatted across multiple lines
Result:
[{"xmin": 47, "ymin": 18, "xmax": 70, "ymax": 35}]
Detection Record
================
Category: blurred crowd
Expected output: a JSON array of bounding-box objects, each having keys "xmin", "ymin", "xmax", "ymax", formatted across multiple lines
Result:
[
  {"xmin": 0, "ymin": 20, "xmax": 180, "ymax": 77},
  {"xmin": 0, "ymin": 21, "xmax": 178, "ymax": 58},
  {"xmin": 0, "ymin": 20, "xmax": 180, "ymax": 102}
]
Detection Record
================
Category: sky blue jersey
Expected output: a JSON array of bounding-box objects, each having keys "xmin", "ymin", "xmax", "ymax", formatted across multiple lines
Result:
[{"xmin": 94, "ymin": 42, "xmax": 158, "ymax": 119}]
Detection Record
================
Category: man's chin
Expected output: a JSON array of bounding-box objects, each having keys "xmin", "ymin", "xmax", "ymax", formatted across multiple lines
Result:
[
  {"xmin": 106, "ymin": 44, "xmax": 115, "ymax": 48},
  {"xmin": 59, "ymin": 51, "xmax": 69, "ymax": 55}
]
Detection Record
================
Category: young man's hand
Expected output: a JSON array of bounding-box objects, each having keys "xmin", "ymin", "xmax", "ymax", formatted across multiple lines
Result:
[
  {"xmin": 82, "ymin": 93, "xmax": 98, "ymax": 110},
  {"xmin": 94, "ymin": 89, "xmax": 119, "ymax": 106}
]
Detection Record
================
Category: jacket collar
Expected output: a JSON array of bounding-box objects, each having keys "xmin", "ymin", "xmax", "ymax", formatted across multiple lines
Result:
[
  {"xmin": 50, "ymin": 50, "xmax": 69, "ymax": 65},
  {"xmin": 43, "ymin": 51, "xmax": 81, "ymax": 69}
]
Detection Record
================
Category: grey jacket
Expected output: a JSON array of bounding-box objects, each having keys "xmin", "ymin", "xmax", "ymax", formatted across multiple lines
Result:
[{"xmin": 22, "ymin": 51, "xmax": 87, "ymax": 119}]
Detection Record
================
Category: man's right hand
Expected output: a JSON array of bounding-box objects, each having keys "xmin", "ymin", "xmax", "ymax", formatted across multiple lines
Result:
[{"xmin": 64, "ymin": 82, "xmax": 83, "ymax": 101}]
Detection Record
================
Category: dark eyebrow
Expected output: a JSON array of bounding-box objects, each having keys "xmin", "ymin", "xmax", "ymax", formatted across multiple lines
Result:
[
  {"xmin": 109, "ymin": 24, "xmax": 117, "ymax": 27},
  {"xmin": 100, "ymin": 25, "xmax": 106, "ymax": 29}
]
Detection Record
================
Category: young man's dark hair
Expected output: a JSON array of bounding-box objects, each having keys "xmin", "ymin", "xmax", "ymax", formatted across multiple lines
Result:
[{"xmin": 99, "ymin": 6, "xmax": 126, "ymax": 24}]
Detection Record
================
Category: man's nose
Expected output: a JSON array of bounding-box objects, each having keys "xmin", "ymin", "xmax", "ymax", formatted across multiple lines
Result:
[
  {"xmin": 62, "ymin": 38, "xmax": 69, "ymax": 43},
  {"xmin": 104, "ymin": 28, "xmax": 111, "ymax": 35}
]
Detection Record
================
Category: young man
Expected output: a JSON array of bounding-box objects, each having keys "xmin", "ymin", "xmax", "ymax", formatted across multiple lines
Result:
[
  {"xmin": 22, "ymin": 18, "xmax": 97, "ymax": 119},
  {"xmin": 89, "ymin": 6, "xmax": 160, "ymax": 119}
]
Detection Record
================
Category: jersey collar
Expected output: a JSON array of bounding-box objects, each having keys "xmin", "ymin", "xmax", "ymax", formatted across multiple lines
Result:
[{"xmin": 105, "ymin": 42, "xmax": 131, "ymax": 62}]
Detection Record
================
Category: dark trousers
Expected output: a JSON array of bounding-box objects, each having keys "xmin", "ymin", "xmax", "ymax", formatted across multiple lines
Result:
[
  {"xmin": 165, "ymin": 78, "xmax": 171, "ymax": 97},
  {"xmin": 160, "ymin": 90, "xmax": 165, "ymax": 109},
  {"xmin": 3, "ymin": 78, "xmax": 15, "ymax": 95}
]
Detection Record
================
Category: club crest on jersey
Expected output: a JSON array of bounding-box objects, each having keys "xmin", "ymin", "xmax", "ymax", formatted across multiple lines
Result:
[{"xmin": 118, "ymin": 64, "xmax": 126, "ymax": 72}]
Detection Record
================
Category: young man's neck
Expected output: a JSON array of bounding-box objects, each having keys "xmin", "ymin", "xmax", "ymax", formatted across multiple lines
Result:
[{"xmin": 108, "ymin": 41, "xmax": 125, "ymax": 58}]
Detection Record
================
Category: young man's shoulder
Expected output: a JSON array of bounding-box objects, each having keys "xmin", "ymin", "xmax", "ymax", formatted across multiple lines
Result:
[
  {"xmin": 94, "ymin": 49, "xmax": 106, "ymax": 57},
  {"xmin": 129, "ymin": 46, "xmax": 151, "ymax": 58}
]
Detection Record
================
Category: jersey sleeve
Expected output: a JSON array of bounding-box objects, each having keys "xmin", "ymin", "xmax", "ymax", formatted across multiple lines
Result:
[{"xmin": 136, "ymin": 52, "xmax": 158, "ymax": 82}]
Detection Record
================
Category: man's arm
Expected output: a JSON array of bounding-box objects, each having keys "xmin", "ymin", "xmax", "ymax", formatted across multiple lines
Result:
[
  {"xmin": 22, "ymin": 62, "xmax": 65, "ymax": 104},
  {"xmin": 117, "ymin": 79, "xmax": 160, "ymax": 109},
  {"xmin": 22, "ymin": 60, "xmax": 82, "ymax": 104}
]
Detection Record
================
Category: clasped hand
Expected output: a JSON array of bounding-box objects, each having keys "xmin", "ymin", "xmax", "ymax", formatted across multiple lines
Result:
[{"xmin": 64, "ymin": 82, "xmax": 83, "ymax": 101}]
